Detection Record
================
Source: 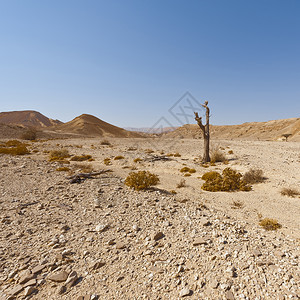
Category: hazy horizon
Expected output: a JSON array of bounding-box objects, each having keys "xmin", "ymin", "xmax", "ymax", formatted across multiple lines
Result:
[{"xmin": 0, "ymin": 1, "xmax": 299, "ymax": 128}]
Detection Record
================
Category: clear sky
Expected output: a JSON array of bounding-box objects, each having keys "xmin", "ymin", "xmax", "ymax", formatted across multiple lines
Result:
[{"xmin": 0, "ymin": 0, "xmax": 299, "ymax": 128}]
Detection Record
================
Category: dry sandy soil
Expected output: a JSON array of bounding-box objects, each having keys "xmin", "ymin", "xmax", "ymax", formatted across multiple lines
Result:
[{"xmin": 0, "ymin": 137, "xmax": 299, "ymax": 299}]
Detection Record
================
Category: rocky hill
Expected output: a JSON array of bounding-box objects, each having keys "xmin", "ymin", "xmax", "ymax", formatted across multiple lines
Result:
[
  {"xmin": 0, "ymin": 111, "xmax": 62, "ymax": 128},
  {"xmin": 165, "ymin": 118, "xmax": 300, "ymax": 141},
  {"xmin": 52, "ymin": 114, "xmax": 142, "ymax": 138}
]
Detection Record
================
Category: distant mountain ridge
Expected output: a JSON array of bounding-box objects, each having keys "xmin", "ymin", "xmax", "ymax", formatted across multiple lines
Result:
[
  {"xmin": 0, "ymin": 110, "xmax": 62, "ymax": 128},
  {"xmin": 124, "ymin": 127, "xmax": 177, "ymax": 134},
  {"xmin": 52, "ymin": 114, "xmax": 142, "ymax": 138}
]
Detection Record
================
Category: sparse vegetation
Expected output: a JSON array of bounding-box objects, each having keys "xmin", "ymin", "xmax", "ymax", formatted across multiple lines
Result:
[
  {"xmin": 167, "ymin": 152, "xmax": 181, "ymax": 157},
  {"xmin": 104, "ymin": 158, "xmax": 111, "ymax": 165},
  {"xmin": 231, "ymin": 200, "xmax": 244, "ymax": 209},
  {"xmin": 243, "ymin": 169, "xmax": 264, "ymax": 184},
  {"xmin": 101, "ymin": 139, "xmax": 111, "ymax": 146},
  {"xmin": 49, "ymin": 149, "xmax": 70, "ymax": 162},
  {"xmin": 125, "ymin": 171, "xmax": 160, "ymax": 191},
  {"xmin": 201, "ymin": 167, "xmax": 251, "ymax": 192},
  {"xmin": 228, "ymin": 150, "xmax": 234, "ymax": 154},
  {"xmin": 56, "ymin": 167, "xmax": 70, "ymax": 172},
  {"xmin": 0, "ymin": 140, "xmax": 30, "ymax": 156},
  {"xmin": 259, "ymin": 218, "xmax": 282, "ymax": 231},
  {"xmin": 210, "ymin": 147, "xmax": 227, "ymax": 163},
  {"xmin": 177, "ymin": 179, "xmax": 186, "ymax": 188},
  {"xmin": 114, "ymin": 155, "xmax": 125, "ymax": 160},
  {"xmin": 21, "ymin": 128, "xmax": 37, "ymax": 141},
  {"xmin": 144, "ymin": 149, "xmax": 154, "ymax": 154},
  {"xmin": 170, "ymin": 190, "xmax": 177, "ymax": 194},
  {"xmin": 70, "ymin": 154, "xmax": 93, "ymax": 161},
  {"xmin": 184, "ymin": 173, "xmax": 191, "ymax": 177},
  {"xmin": 180, "ymin": 167, "xmax": 190, "ymax": 173},
  {"xmin": 72, "ymin": 163, "xmax": 94, "ymax": 173},
  {"xmin": 133, "ymin": 158, "xmax": 143, "ymax": 163},
  {"xmin": 280, "ymin": 187, "xmax": 300, "ymax": 198}
]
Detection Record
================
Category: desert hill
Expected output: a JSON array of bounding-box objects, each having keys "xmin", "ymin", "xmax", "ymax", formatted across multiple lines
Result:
[
  {"xmin": 52, "ymin": 114, "xmax": 142, "ymax": 138},
  {"xmin": 0, "ymin": 110, "xmax": 62, "ymax": 128},
  {"xmin": 164, "ymin": 118, "xmax": 300, "ymax": 141}
]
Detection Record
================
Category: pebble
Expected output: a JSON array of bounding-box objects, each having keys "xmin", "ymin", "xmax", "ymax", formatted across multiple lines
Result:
[
  {"xmin": 48, "ymin": 270, "xmax": 69, "ymax": 282},
  {"xmin": 179, "ymin": 288, "xmax": 192, "ymax": 297}
]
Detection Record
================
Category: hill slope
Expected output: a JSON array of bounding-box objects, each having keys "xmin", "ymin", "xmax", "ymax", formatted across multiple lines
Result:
[
  {"xmin": 52, "ymin": 114, "xmax": 142, "ymax": 138},
  {"xmin": 0, "ymin": 110, "xmax": 62, "ymax": 128},
  {"xmin": 164, "ymin": 118, "xmax": 300, "ymax": 141}
]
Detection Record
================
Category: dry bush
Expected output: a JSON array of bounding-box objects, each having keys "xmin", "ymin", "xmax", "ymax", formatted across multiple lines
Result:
[
  {"xmin": 0, "ymin": 140, "xmax": 30, "ymax": 156},
  {"xmin": 70, "ymin": 154, "xmax": 93, "ymax": 161},
  {"xmin": 231, "ymin": 200, "xmax": 244, "ymax": 209},
  {"xmin": 201, "ymin": 168, "xmax": 251, "ymax": 192},
  {"xmin": 210, "ymin": 145, "xmax": 227, "ymax": 163},
  {"xmin": 280, "ymin": 187, "xmax": 300, "ymax": 198},
  {"xmin": 49, "ymin": 149, "xmax": 70, "ymax": 161},
  {"xmin": 180, "ymin": 167, "xmax": 190, "ymax": 173},
  {"xmin": 125, "ymin": 171, "xmax": 159, "ymax": 191},
  {"xmin": 243, "ymin": 169, "xmax": 264, "ymax": 184},
  {"xmin": 56, "ymin": 167, "xmax": 70, "ymax": 172},
  {"xmin": 133, "ymin": 158, "xmax": 143, "ymax": 163},
  {"xmin": 100, "ymin": 140, "xmax": 111, "ymax": 146},
  {"xmin": 170, "ymin": 190, "xmax": 177, "ymax": 194},
  {"xmin": 184, "ymin": 173, "xmax": 191, "ymax": 177},
  {"xmin": 173, "ymin": 152, "xmax": 181, "ymax": 157},
  {"xmin": 21, "ymin": 128, "xmax": 37, "ymax": 141},
  {"xmin": 228, "ymin": 150, "xmax": 233, "ymax": 154},
  {"xmin": 144, "ymin": 149, "xmax": 154, "ymax": 154},
  {"xmin": 103, "ymin": 158, "xmax": 111, "ymax": 165},
  {"xmin": 114, "ymin": 155, "xmax": 125, "ymax": 160},
  {"xmin": 177, "ymin": 179, "xmax": 186, "ymax": 188},
  {"xmin": 259, "ymin": 218, "xmax": 282, "ymax": 231},
  {"xmin": 72, "ymin": 163, "xmax": 94, "ymax": 173}
]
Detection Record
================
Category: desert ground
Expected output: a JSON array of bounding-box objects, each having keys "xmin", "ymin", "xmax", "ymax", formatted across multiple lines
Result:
[{"xmin": 0, "ymin": 137, "xmax": 299, "ymax": 299}]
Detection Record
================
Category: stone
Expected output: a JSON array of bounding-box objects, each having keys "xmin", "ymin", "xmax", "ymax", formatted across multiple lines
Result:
[
  {"xmin": 57, "ymin": 285, "xmax": 67, "ymax": 294},
  {"xmin": 32, "ymin": 264, "xmax": 46, "ymax": 274},
  {"xmin": 95, "ymin": 224, "xmax": 109, "ymax": 232},
  {"xmin": 210, "ymin": 279, "xmax": 219, "ymax": 289},
  {"xmin": 24, "ymin": 286, "xmax": 36, "ymax": 297},
  {"xmin": 8, "ymin": 284, "xmax": 23, "ymax": 296},
  {"xmin": 225, "ymin": 290, "xmax": 235, "ymax": 300},
  {"xmin": 152, "ymin": 232, "xmax": 164, "ymax": 241},
  {"xmin": 91, "ymin": 261, "xmax": 105, "ymax": 270},
  {"xmin": 115, "ymin": 242, "xmax": 126, "ymax": 249},
  {"xmin": 94, "ymin": 198, "xmax": 101, "ymax": 208},
  {"xmin": 19, "ymin": 270, "xmax": 35, "ymax": 284},
  {"xmin": 179, "ymin": 288, "xmax": 192, "ymax": 297},
  {"xmin": 48, "ymin": 270, "xmax": 69, "ymax": 282},
  {"xmin": 252, "ymin": 249, "xmax": 262, "ymax": 257},
  {"xmin": 65, "ymin": 271, "xmax": 78, "ymax": 288},
  {"xmin": 24, "ymin": 279, "xmax": 37, "ymax": 287},
  {"xmin": 193, "ymin": 238, "xmax": 207, "ymax": 246}
]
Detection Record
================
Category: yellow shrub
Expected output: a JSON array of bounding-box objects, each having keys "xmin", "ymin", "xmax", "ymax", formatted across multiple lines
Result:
[
  {"xmin": 125, "ymin": 171, "xmax": 159, "ymax": 191},
  {"xmin": 133, "ymin": 158, "xmax": 143, "ymax": 163},
  {"xmin": 0, "ymin": 140, "xmax": 30, "ymax": 156},
  {"xmin": 49, "ymin": 149, "xmax": 70, "ymax": 162},
  {"xmin": 114, "ymin": 155, "xmax": 125, "ymax": 160},
  {"xmin": 104, "ymin": 158, "xmax": 111, "ymax": 165},
  {"xmin": 259, "ymin": 218, "xmax": 282, "ymax": 231},
  {"xmin": 70, "ymin": 154, "xmax": 93, "ymax": 161}
]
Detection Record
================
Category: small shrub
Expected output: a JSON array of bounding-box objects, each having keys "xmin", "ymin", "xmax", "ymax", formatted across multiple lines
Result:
[
  {"xmin": 188, "ymin": 168, "xmax": 196, "ymax": 173},
  {"xmin": 228, "ymin": 150, "xmax": 233, "ymax": 154},
  {"xmin": 104, "ymin": 158, "xmax": 111, "ymax": 165},
  {"xmin": 101, "ymin": 140, "xmax": 111, "ymax": 146},
  {"xmin": 56, "ymin": 167, "xmax": 70, "ymax": 172},
  {"xmin": 125, "ymin": 171, "xmax": 160, "ymax": 191},
  {"xmin": 72, "ymin": 163, "xmax": 93, "ymax": 173},
  {"xmin": 243, "ymin": 169, "xmax": 264, "ymax": 184},
  {"xmin": 134, "ymin": 158, "xmax": 143, "ymax": 163},
  {"xmin": 201, "ymin": 168, "xmax": 251, "ymax": 192},
  {"xmin": 210, "ymin": 162, "xmax": 216, "ymax": 166},
  {"xmin": 210, "ymin": 147, "xmax": 226, "ymax": 163},
  {"xmin": 170, "ymin": 190, "xmax": 177, "ymax": 194},
  {"xmin": 259, "ymin": 218, "xmax": 282, "ymax": 231},
  {"xmin": 180, "ymin": 167, "xmax": 190, "ymax": 173},
  {"xmin": 174, "ymin": 152, "xmax": 181, "ymax": 157},
  {"xmin": 0, "ymin": 140, "xmax": 30, "ymax": 156},
  {"xmin": 114, "ymin": 155, "xmax": 125, "ymax": 160},
  {"xmin": 280, "ymin": 188, "xmax": 300, "ymax": 198},
  {"xmin": 144, "ymin": 149, "xmax": 154, "ymax": 154},
  {"xmin": 231, "ymin": 200, "xmax": 244, "ymax": 209},
  {"xmin": 21, "ymin": 129, "xmax": 37, "ymax": 141},
  {"xmin": 49, "ymin": 149, "xmax": 70, "ymax": 162},
  {"xmin": 184, "ymin": 173, "xmax": 191, "ymax": 177},
  {"xmin": 177, "ymin": 179, "xmax": 186, "ymax": 188},
  {"xmin": 70, "ymin": 154, "xmax": 93, "ymax": 161}
]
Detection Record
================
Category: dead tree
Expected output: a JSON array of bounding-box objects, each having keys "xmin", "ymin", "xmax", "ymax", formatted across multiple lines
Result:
[
  {"xmin": 282, "ymin": 133, "xmax": 292, "ymax": 142},
  {"xmin": 194, "ymin": 101, "xmax": 210, "ymax": 163}
]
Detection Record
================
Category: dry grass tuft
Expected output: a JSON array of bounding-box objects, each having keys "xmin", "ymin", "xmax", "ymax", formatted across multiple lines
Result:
[
  {"xmin": 21, "ymin": 128, "xmax": 37, "ymax": 141},
  {"xmin": 0, "ymin": 140, "xmax": 30, "ymax": 156},
  {"xmin": 103, "ymin": 158, "xmax": 111, "ymax": 165},
  {"xmin": 177, "ymin": 179, "xmax": 186, "ymax": 188},
  {"xmin": 133, "ymin": 158, "xmax": 143, "ymax": 163},
  {"xmin": 100, "ymin": 139, "xmax": 111, "ymax": 146},
  {"xmin": 56, "ymin": 167, "xmax": 70, "ymax": 172},
  {"xmin": 243, "ymin": 169, "xmax": 264, "ymax": 184},
  {"xmin": 280, "ymin": 187, "xmax": 300, "ymax": 198},
  {"xmin": 72, "ymin": 163, "xmax": 94, "ymax": 173},
  {"xmin": 49, "ymin": 149, "xmax": 70, "ymax": 162},
  {"xmin": 228, "ymin": 150, "xmax": 233, "ymax": 154},
  {"xmin": 114, "ymin": 155, "xmax": 125, "ymax": 160},
  {"xmin": 259, "ymin": 218, "xmax": 282, "ymax": 231},
  {"xmin": 210, "ymin": 146, "xmax": 227, "ymax": 163},
  {"xmin": 231, "ymin": 200, "xmax": 244, "ymax": 209},
  {"xmin": 70, "ymin": 154, "xmax": 93, "ymax": 162},
  {"xmin": 125, "ymin": 171, "xmax": 159, "ymax": 191}
]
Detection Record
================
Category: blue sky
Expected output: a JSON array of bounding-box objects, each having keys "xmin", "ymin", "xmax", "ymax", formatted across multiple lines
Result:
[{"xmin": 0, "ymin": 0, "xmax": 299, "ymax": 127}]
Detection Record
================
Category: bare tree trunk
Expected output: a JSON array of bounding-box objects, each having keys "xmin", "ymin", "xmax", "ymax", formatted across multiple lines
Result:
[{"xmin": 194, "ymin": 101, "xmax": 210, "ymax": 163}]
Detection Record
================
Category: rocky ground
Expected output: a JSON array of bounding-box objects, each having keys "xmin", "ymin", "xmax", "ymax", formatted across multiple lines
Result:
[{"xmin": 0, "ymin": 138, "xmax": 299, "ymax": 299}]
